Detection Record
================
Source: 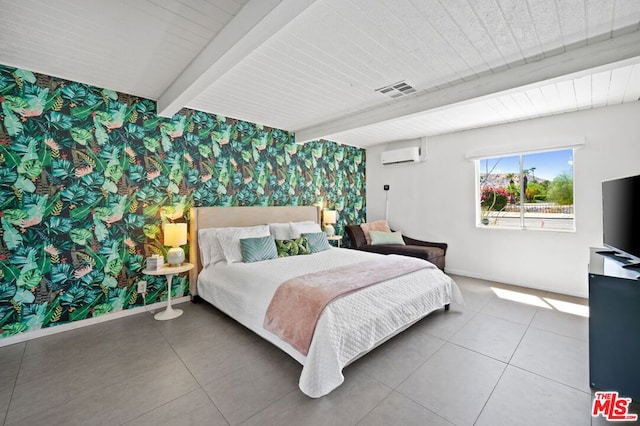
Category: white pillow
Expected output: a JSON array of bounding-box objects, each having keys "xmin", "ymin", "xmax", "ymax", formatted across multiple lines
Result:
[
  {"xmin": 269, "ymin": 222, "xmax": 291, "ymax": 240},
  {"xmin": 198, "ymin": 228, "xmax": 225, "ymax": 268},
  {"xmin": 216, "ymin": 225, "xmax": 270, "ymax": 264},
  {"xmin": 290, "ymin": 221, "xmax": 322, "ymax": 238}
]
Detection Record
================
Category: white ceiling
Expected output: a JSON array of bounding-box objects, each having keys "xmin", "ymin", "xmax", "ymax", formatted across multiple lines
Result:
[
  {"xmin": 323, "ymin": 58, "xmax": 640, "ymax": 145},
  {"xmin": 1, "ymin": 0, "xmax": 639, "ymax": 148}
]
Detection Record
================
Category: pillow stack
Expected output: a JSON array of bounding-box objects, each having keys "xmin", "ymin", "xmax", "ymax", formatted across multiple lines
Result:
[
  {"xmin": 360, "ymin": 220, "xmax": 391, "ymax": 244},
  {"xmin": 360, "ymin": 220, "xmax": 405, "ymax": 245},
  {"xmin": 289, "ymin": 221, "xmax": 322, "ymax": 238},
  {"xmin": 275, "ymin": 221, "xmax": 331, "ymax": 257},
  {"xmin": 199, "ymin": 220, "xmax": 335, "ymax": 266},
  {"xmin": 198, "ymin": 224, "xmax": 270, "ymax": 267}
]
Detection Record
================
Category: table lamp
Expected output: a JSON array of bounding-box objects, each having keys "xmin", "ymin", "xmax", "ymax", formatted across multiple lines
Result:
[
  {"xmin": 164, "ymin": 223, "xmax": 187, "ymax": 266},
  {"xmin": 323, "ymin": 210, "xmax": 337, "ymax": 236}
]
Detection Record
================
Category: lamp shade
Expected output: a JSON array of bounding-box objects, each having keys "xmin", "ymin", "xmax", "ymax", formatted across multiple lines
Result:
[
  {"xmin": 323, "ymin": 210, "xmax": 337, "ymax": 225},
  {"xmin": 164, "ymin": 223, "xmax": 187, "ymax": 247}
]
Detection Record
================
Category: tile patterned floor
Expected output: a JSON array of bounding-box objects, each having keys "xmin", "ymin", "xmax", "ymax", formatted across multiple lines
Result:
[{"xmin": 0, "ymin": 274, "xmax": 637, "ymax": 425}]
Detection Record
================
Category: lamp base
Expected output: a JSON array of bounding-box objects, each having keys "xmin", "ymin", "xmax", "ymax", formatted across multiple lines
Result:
[
  {"xmin": 166, "ymin": 247, "xmax": 185, "ymax": 266},
  {"xmin": 324, "ymin": 224, "xmax": 335, "ymax": 237}
]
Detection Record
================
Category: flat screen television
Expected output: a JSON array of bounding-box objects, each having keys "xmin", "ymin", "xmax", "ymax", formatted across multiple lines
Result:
[{"xmin": 602, "ymin": 174, "xmax": 640, "ymax": 268}]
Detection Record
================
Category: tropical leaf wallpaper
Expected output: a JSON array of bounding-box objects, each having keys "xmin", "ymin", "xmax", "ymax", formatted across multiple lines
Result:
[{"xmin": 0, "ymin": 64, "xmax": 366, "ymax": 339}]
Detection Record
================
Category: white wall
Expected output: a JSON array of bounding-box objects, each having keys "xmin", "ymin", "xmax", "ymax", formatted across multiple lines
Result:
[{"xmin": 366, "ymin": 102, "xmax": 640, "ymax": 297}]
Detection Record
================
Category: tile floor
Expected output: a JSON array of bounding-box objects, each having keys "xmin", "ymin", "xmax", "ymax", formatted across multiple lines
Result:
[{"xmin": 0, "ymin": 275, "xmax": 638, "ymax": 425}]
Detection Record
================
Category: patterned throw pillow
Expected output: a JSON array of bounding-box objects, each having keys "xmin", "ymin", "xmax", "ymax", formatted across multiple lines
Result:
[
  {"xmin": 302, "ymin": 232, "xmax": 332, "ymax": 253},
  {"xmin": 240, "ymin": 235, "xmax": 278, "ymax": 263},
  {"xmin": 276, "ymin": 237, "xmax": 311, "ymax": 257}
]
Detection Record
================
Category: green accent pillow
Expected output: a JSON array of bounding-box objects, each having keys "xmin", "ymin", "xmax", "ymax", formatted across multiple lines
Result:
[
  {"xmin": 302, "ymin": 232, "xmax": 332, "ymax": 253},
  {"xmin": 369, "ymin": 230, "xmax": 406, "ymax": 245},
  {"xmin": 276, "ymin": 237, "xmax": 311, "ymax": 257},
  {"xmin": 240, "ymin": 235, "xmax": 278, "ymax": 263}
]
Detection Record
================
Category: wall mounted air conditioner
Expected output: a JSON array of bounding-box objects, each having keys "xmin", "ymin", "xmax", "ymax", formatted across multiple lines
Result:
[{"xmin": 380, "ymin": 146, "xmax": 421, "ymax": 165}]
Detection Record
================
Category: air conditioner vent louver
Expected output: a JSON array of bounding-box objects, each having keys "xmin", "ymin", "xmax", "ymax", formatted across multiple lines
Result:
[
  {"xmin": 381, "ymin": 147, "xmax": 421, "ymax": 165},
  {"xmin": 375, "ymin": 80, "xmax": 417, "ymax": 98}
]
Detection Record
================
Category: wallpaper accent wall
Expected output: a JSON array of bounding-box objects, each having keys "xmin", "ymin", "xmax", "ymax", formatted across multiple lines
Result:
[{"xmin": 0, "ymin": 65, "xmax": 366, "ymax": 339}]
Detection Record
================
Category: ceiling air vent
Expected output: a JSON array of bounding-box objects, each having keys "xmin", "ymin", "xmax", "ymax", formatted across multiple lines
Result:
[{"xmin": 375, "ymin": 80, "xmax": 417, "ymax": 98}]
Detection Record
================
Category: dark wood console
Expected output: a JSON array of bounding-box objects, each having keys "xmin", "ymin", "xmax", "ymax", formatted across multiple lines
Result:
[{"xmin": 589, "ymin": 247, "xmax": 640, "ymax": 402}]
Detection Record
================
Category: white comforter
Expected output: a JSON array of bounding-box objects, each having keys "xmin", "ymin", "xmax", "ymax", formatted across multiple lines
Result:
[{"xmin": 197, "ymin": 248, "xmax": 462, "ymax": 397}]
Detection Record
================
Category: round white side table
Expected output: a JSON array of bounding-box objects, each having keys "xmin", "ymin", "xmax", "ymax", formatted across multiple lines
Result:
[
  {"xmin": 327, "ymin": 235, "xmax": 343, "ymax": 247},
  {"xmin": 142, "ymin": 263, "xmax": 194, "ymax": 321}
]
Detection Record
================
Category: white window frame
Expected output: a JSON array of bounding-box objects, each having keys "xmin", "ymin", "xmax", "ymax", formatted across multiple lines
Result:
[{"xmin": 474, "ymin": 148, "xmax": 576, "ymax": 232}]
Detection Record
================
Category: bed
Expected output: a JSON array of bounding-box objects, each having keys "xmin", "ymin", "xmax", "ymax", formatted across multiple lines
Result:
[{"xmin": 189, "ymin": 206, "xmax": 462, "ymax": 397}]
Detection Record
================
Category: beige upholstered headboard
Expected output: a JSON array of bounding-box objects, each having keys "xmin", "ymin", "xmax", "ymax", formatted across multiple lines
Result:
[{"xmin": 188, "ymin": 205, "xmax": 321, "ymax": 297}]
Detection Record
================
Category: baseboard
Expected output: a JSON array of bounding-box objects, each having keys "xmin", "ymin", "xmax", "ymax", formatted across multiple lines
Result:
[
  {"xmin": 0, "ymin": 296, "xmax": 191, "ymax": 348},
  {"xmin": 444, "ymin": 268, "xmax": 587, "ymax": 299}
]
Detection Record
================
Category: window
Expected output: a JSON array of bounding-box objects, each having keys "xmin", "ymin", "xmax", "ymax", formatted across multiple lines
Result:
[{"xmin": 477, "ymin": 149, "xmax": 574, "ymax": 231}]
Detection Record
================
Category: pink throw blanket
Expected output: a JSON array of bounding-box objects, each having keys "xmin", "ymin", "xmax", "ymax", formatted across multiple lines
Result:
[{"xmin": 263, "ymin": 255, "xmax": 432, "ymax": 356}]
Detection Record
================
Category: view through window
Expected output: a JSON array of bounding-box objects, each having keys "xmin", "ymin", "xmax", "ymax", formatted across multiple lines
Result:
[{"xmin": 478, "ymin": 149, "xmax": 574, "ymax": 231}]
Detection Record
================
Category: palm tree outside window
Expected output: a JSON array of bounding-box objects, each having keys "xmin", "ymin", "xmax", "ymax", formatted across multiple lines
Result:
[{"xmin": 477, "ymin": 149, "xmax": 575, "ymax": 231}]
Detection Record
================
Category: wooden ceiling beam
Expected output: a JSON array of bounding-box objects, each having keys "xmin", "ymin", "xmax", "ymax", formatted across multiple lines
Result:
[
  {"xmin": 294, "ymin": 30, "xmax": 640, "ymax": 144},
  {"xmin": 157, "ymin": 0, "xmax": 319, "ymax": 118}
]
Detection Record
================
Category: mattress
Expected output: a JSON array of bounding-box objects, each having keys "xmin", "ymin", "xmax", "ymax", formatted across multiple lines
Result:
[{"xmin": 197, "ymin": 247, "xmax": 462, "ymax": 397}]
